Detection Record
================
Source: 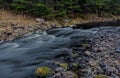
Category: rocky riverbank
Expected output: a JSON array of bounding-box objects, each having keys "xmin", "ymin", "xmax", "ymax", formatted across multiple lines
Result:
[
  {"xmin": 1, "ymin": 17, "xmax": 120, "ymax": 42},
  {"xmin": 1, "ymin": 9, "xmax": 120, "ymax": 42},
  {"xmin": 0, "ymin": 25, "xmax": 119, "ymax": 78},
  {"xmin": 25, "ymin": 27, "xmax": 120, "ymax": 78}
]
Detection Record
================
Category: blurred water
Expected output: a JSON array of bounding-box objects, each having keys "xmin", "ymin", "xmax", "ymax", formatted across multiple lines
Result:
[{"xmin": 0, "ymin": 26, "xmax": 120, "ymax": 78}]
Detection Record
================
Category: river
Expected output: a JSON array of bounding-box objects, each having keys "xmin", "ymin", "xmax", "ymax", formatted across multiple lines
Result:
[{"xmin": 0, "ymin": 26, "xmax": 120, "ymax": 78}]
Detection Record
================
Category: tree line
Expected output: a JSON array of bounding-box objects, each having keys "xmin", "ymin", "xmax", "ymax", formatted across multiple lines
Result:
[{"xmin": 1, "ymin": 0, "xmax": 120, "ymax": 18}]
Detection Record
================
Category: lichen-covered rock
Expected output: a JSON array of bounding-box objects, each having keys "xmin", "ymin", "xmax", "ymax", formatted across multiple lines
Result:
[
  {"xmin": 81, "ymin": 43, "xmax": 90, "ymax": 48},
  {"xmin": 72, "ymin": 63, "xmax": 78, "ymax": 67},
  {"xmin": 60, "ymin": 63, "xmax": 68, "ymax": 70},
  {"xmin": 95, "ymin": 74, "xmax": 108, "ymax": 78},
  {"xmin": 35, "ymin": 67, "xmax": 52, "ymax": 76}
]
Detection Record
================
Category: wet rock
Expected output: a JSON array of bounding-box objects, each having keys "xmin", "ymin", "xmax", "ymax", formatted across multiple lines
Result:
[
  {"xmin": 62, "ymin": 71, "xmax": 78, "ymax": 78},
  {"xmin": 113, "ymin": 53, "xmax": 120, "ymax": 61},
  {"xmin": 111, "ymin": 73, "xmax": 119, "ymax": 78},
  {"xmin": 116, "ymin": 65, "xmax": 120, "ymax": 72},
  {"xmin": 72, "ymin": 52, "xmax": 79, "ymax": 58},
  {"xmin": 53, "ymin": 73, "xmax": 63, "ymax": 78},
  {"xmin": 115, "ymin": 46, "xmax": 120, "ymax": 53},
  {"xmin": 104, "ymin": 66, "xmax": 118, "ymax": 75},
  {"xmin": 97, "ymin": 68, "xmax": 104, "ymax": 74},
  {"xmin": 78, "ymin": 63, "xmax": 86, "ymax": 69},
  {"xmin": 99, "ymin": 62, "xmax": 106, "ymax": 68},
  {"xmin": 104, "ymin": 55, "xmax": 109, "ymax": 58},
  {"xmin": 55, "ymin": 67, "xmax": 65, "ymax": 73},
  {"xmin": 54, "ymin": 70, "xmax": 78, "ymax": 78},
  {"xmin": 84, "ymin": 51, "xmax": 91, "ymax": 56},
  {"xmin": 88, "ymin": 61, "xmax": 97, "ymax": 67}
]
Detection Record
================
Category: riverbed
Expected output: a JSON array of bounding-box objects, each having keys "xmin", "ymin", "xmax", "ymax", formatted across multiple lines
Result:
[{"xmin": 0, "ymin": 26, "xmax": 120, "ymax": 78}]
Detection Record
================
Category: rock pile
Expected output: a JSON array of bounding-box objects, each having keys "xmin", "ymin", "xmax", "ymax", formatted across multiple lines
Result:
[{"xmin": 28, "ymin": 27, "xmax": 120, "ymax": 78}]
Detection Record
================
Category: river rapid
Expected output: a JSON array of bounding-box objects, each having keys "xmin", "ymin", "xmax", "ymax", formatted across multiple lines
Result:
[{"xmin": 0, "ymin": 26, "xmax": 120, "ymax": 78}]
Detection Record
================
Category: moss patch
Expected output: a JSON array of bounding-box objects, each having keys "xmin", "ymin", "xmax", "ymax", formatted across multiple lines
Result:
[{"xmin": 35, "ymin": 66, "xmax": 52, "ymax": 76}]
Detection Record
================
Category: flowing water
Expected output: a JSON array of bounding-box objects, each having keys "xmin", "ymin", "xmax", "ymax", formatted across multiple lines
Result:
[{"xmin": 0, "ymin": 27, "xmax": 120, "ymax": 78}]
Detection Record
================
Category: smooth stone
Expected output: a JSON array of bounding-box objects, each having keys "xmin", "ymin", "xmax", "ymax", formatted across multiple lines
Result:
[
  {"xmin": 62, "ymin": 71, "xmax": 77, "ymax": 78},
  {"xmin": 55, "ymin": 67, "xmax": 65, "ymax": 73},
  {"xmin": 88, "ymin": 61, "xmax": 97, "ymax": 67},
  {"xmin": 84, "ymin": 51, "xmax": 91, "ymax": 56},
  {"xmin": 36, "ymin": 18, "xmax": 45, "ymax": 24},
  {"xmin": 111, "ymin": 73, "xmax": 119, "ymax": 78},
  {"xmin": 53, "ymin": 73, "xmax": 64, "ymax": 78}
]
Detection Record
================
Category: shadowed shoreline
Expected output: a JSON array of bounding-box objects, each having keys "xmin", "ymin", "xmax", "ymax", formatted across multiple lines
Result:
[{"xmin": 73, "ymin": 19, "xmax": 120, "ymax": 29}]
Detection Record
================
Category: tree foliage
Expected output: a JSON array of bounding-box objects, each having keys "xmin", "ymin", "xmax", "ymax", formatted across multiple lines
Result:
[{"xmin": 1, "ymin": 0, "xmax": 120, "ymax": 18}]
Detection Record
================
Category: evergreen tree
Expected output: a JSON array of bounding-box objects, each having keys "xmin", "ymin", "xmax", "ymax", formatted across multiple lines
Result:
[{"xmin": 1, "ymin": 0, "xmax": 120, "ymax": 18}]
